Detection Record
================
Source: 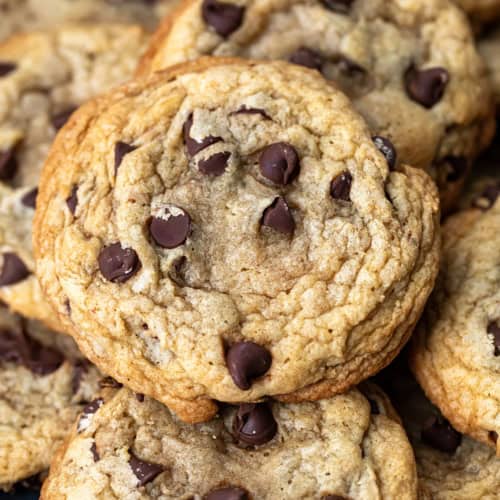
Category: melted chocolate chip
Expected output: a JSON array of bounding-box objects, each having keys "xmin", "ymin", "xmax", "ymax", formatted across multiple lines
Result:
[
  {"xmin": 129, "ymin": 451, "xmax": 164, "ymax": 486},
  {"xmin": 472, "ymin": 182, "xmax": 500, "ymax": 211},
  {"xmin": 78, "ymin": 398, "xmax": 104, "ymax": 432},
  {"xmin": 233, "ymin": 403, "xmax": 277, "ymax": 446},
  {"xmin": 487, "ymin": 321, "xmax": 500, "ymax": 356},
  {"xmin": 330, "ymin": 171, "xmax": 352, "ymax": 201},
  {"xmin": 114, "ymin": 141, "xmax": 137, "ymax": 174},
  {"xmin": 372, "ymin": 136, "xmax": 397, "ymax": 170},
  {"xmin": 90, "ymin": 442, "xmax": 100, "ymax": 462},
  {"xmin": 136, "ymin": 393, "xmax": 145, "ymax": 402},
  {"xmin": 259, "ymin": 142, "xmax": 300, "ymax": 185},
  {"xmin": 289, "ymin": 47, "xmax": 323, "ymax": 71},
  {"xmin": 0, "ymin": 252, "xmax": 30, "ymax": 286},
  {"xmin": 322, "ymin": 496, "xmax": 350, "ymax": 500},
  {"xmin": 21, "ymin": 187, "xmax": 38, "ymax": 209},
  {"xmin": 0, "ymin": 62, "xmax": 16, "ymax": 77},
  {"xmin": 0, "ymin": 327, "xmax": 64, "ymax": 375},
  {"xmin": 71, "ymin": 360, "xmax": 89, "ymax": 394},
  {"xmin": 201, "ymin": 0, "xmax": 245, "ymax": 37},
  {"xmin": 230, "ymin": 106, "xmax": 270, "ymax": 120},
  {"xmin": 98, "ymin": 243, "xmax": 141, "ymax": 283},
  {"xmin": 320, "ymin": 0, "xmax": 353, "ymax": 13},
  {"xmin": 261, "ymin": 197, "xmax": 295, "ymax": 235},
  {"xmin": 66, "ymin": 185, "xmax": 78, "ymax": 214},
  {"xmin": 183, "ymin": 114, "xmax": 222, "ymax": 156},
  {"xmin": 150, "ymin": 207, "xmax": 191, "ymax": 249},
  {"xmin": 440, "ymin": 156, "xmax": 467, "ymax": 183},
  {"xmin": 52, "ymin": 107, "xmax": 77, "ymax": 130},
  {"xmin": 0, "ymin": 148, "xmax": 18, "ymax": 181},
  {"xmin": 205, "ymin": 486, "xmax": 249, "ymax": 500},
  {"xmin": 489, "ymin": 431, "xmax": 498, "ymax": 444},
  {"xmin": 405, "ymin": 66, "xmax": 449, "ymax": 109},
  {"xmin": 198, "ymin": 151, "xmax": 230, "ymax": 176},
  {"xmin": 226, "ymin": 341, "xmax": 272, "ymax": 390},
  {"xmin": 421, "ymin": 416, "xmax": 462, "ymax": 453},
  {"xmin": 99, "ymin": 376, "xmax": 122, "ymax": 388}
]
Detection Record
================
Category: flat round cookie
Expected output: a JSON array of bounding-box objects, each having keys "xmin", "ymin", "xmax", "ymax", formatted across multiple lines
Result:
[
  {"xmin": 138, "ymin": 0, "xmax": 495, "ymax": 212},
  {"xmin": 34, "ymin": 57, "xmax": 440, "ymax": 422},
  {"xmin": 379, "ymin": 363, "xmax": 500, "ymax": 500},
  {"xmin": 41, "ymin": 384, "xmax": 418, "ymax": 499},
  {"xmin": 410, "ymin": 179, "xmax": 500, "ymax": 454},
  {"xmin": 0, "ymin": 25, "xmax": 148, "ymax": 329},
  {"xmin": 0, "ymin": 305, "xmax": 102, "ymax": 491},
  {"xmin": 0, "ymin": 0, "xmax": 179, "ymax": 41},
  {"xmin": 454, "ymin": 0, "xmax": 500, "ymax": 24}
]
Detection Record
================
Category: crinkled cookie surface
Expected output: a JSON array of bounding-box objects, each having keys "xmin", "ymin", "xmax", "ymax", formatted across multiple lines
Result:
[
  {"xmin": 41, "ymin": 384, "xmax": 418, "ymax": 500},
  {"xmin": 34, "ymin": 58, "xmax": 440, "ymax": 423}
]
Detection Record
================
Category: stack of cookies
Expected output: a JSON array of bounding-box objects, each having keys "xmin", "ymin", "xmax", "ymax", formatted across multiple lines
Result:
[{"xmin": 0, "ymin": 1, "xmax": 499, "ymax": 498}]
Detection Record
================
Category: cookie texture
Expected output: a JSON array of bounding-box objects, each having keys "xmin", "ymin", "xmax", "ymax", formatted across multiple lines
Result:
[
  {"xmin": 139, "ymin": 0, "xmax": 495, "ymax": 212},
  {"xmin": 34, "ymin": 58, "xmax": 440, "ymax": 422},
  {"xmin": 0, "ymin": 0, "xmax": 178, "ymax": 41},
  {"xmin": 0, "ymin": 25, "xmax": 148, "ymax": 328},
  {"xmin": 410, "ymin": 179, "xmax": 500, "ymax": 454},
  {"xmin": 379, "ymin": 362, "xmax": 500, "ymax": 500},
  {"xmin": 41, "ymin": 384, "xmax": 418, "ymax": 499},
  {"xmin": 0, "ymin": 305, "xmax": 102, "ymax": 491}
]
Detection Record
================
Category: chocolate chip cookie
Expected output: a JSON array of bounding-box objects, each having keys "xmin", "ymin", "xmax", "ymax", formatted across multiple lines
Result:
[
  {"xmin": 138, "ymin": 0, "xmax": 495, "ymax": 212},
  {"xmin": 41, "ymin": 384, "xmax": 418, "ymax": 499},
  {"xmin": 0, "ymin": 25, "xmax": 147, "ymax": 328},
  {"xmin": 34, "ymin": 57, "xmax": 440, "ymax": 423},
  {"xmin": 0, "ymin": 304, "xmax": 102, "ymax": 491},
  {"xmin": 410, "ymin": 179, "xmax": 500, "ymax": 454},
  {"xmin": 0, "ymin": 0, "xmax": 178, "ymax": 41}
]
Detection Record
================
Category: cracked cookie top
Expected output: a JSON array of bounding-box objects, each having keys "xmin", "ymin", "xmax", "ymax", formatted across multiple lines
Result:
[
  {"xmin": 138, "ymin": 0, "xmax": 495, "ymax": 212},
  {"xmin": 41, "ymin": 384, "xmax": 418, "ymax": 500},
  {"xmin": 34, "ymin": 58, "xmax": 440, "ymax": 423},
  {"xmin": 410, "ymin": 179, "xmax": 500, "ymax": 455},
  {"xmin": 0, "ymin": 25, "xmax": 148, "ymax": 328}
]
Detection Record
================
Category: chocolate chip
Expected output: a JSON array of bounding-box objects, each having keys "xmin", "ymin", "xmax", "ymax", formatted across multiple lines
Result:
[
  {"xmin": 320, "ymin": 0, "xmax": 353, "ymax": 13},
  {"xmin": 405, "ymin": 66, "xmax": 449, "ymax": 109},
  {"xmin": 66, "ymin": 185, "xmax": 78, "ymax": 214},
  {"xmin": 129, "ymin": 451, "xmax": 164, "ymax": 486},
  {"xmin": 21, "ymin": 187, "xmax": 38, "ymax": 209},
  {"xmin": 487, "ymin": 321, "xmax": 500, "ymax": 356},
  {"xmin": 373, "ymin": 136, "xmax": 397, "ymax": 170},
  {"xmin": 259, "ymin": 142, "xmax": 300, "ymax": 185},
  {"xmin": 78, "ymin": 398, "xmax": 104, "ymax": 432},
  {"xmin": 98, "ymin": 243, "xmax": 141, "ymax": 283},
  {"xmin": 183, "ymin": 114, "xmax": 222, "ymax": 156},
  {"xmin": 150, "ymin": 207, "xmax": 191, "ymax": 249},
  {"xmin": 261, "ymin": 197, "xmax": 295, "ymax": 235},
  {"xmin": 368, "ymin": 398, "xmax": 379, "ymax": 415},
  {"xmin": 330, "ymin": 171, "xmax": 352, "ymax": 201},
  {"xmin": 52, "ymin": 107, "xmax": 77, "ymax": 130},
  {"xmin": 198, "ymin": 151, "xmax": 230, "ymax": 176},
  {"xmin": 114, "ymin": 141, "xmax": 137, "ymax": 174},
  {"xmin": 440, "ymin": 156, "xmax": 467, "ymax": 182},
  {"xmin": 289, "ymin": 47, "xmax": 323, "ymax": 71},
  {"xmin": 201, "ymin": 0, "xmax": 245, "ymax": 37},
  {"xmin": 205, "ymin": 486, "xmax": 249, "ymax": 500},
  {"xmin": 71, "ymin": 360, "xmax": 89, "ymax": 394},
  {"xmin": 421, "ymin": 416, "xmax": 462, "ymax": 453},
  {"xmin": 0, "ymin": 327, "xmax": 64, "ymax": 375},
  {"xmin": 230, "ymin": 106, "xmax": 270, "ymax": 120},
  {"xmin": 473, "ymin": 183, "xmax": 500, "ymax": 211},
  {"xmin": 136, "ymin": 393, "xmax": 145, "ymax": 402},
  {"xmin": 90, "ymin": 442, "xmax": 100, "ymax": 462},
  {"xmin": 0, "ymin": 148, "xmax": 18, "ymax": 181},
  {"xmin": 0, "ymin": 62, "xmax": 16, "ymax": 77},
  {"xmin": 99, "ymin": 376, "xmax": 122, "ymax": 388},
  {"xmin": 489, "ymin": 431, "xmax": 498, "ymax": 444},
  {"xmin": 226, "ymin": 341, "xmax": 272, "ymax": 390},
  {"xmin": 322, "ymin": 496, "xmax": 350, "ymax": 500},
  {"xmin": 233, "ymin": 403, "xmax": 277, "ymax": 446},
  {"xmin": 0, "ymin": 252, "xmax": 30, "ymax": 286}
]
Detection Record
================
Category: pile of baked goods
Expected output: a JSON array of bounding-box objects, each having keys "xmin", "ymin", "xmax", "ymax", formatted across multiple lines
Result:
[{"xmin": 0, "ymin": 1, "xmax": 498, "ymax": 498}]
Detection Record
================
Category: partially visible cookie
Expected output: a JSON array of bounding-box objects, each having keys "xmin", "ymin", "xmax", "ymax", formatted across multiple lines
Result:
[
  {"xmin": 0, "ymin": 305, "xmax": 102, "ymax": 491},
  {"xmin": 454, "ymin": 0, "xmax": 500, "ymax": 25},
  {"xmin": 41, "ymin": 384, "xmax": 417, "ymax": 499},
  {"xmin": 479, "ymin": 27, "xmax": 500, "ymax": 106},
  {"xmin": 0, "ymin": 25, "xmax": 148, "ymax": 328},
  {"xmin": 0, "ymin": 0, "xmax": 179, "ymax": 41},
  {"xmin": 410, "ymin": 179, "xmax": 500, "ymax": 454},
  {"xmin": 138, "ymin": 0, "xmax": 495, "ymax": 212},
  {"xmin": 34, "ymin": 57, "xmax": 440, "ymax": 423}
]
